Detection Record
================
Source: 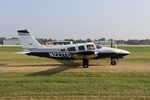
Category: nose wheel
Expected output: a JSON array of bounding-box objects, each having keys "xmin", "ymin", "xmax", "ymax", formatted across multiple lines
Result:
[
  {"xmin": 111, "ymin": 59, "xmax": 117, "ymax": 65},
  {"xmin": 82, "ymin": 58, "xmax": 89, "ymax": 68}
]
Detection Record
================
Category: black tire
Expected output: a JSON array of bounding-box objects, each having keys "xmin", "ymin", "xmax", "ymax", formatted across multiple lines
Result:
[
  {"xmin": 111, "ymin": 60, "xmax": 117, "ymax": 65},
  {"xmin": 82, "ymin": 58, "xmax": 89, "ymax": 68},
  {"xmin": 83, "ymin": 64, "xmax": 89, "ymax": 68}
]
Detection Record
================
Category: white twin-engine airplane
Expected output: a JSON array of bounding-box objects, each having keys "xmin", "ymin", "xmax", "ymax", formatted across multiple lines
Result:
[{"xmin": 17, "ymin": 29, "xmax": 130, "ymax": 68}]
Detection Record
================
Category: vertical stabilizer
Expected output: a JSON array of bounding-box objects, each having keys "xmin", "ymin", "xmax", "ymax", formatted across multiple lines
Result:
[{"xmin": 18, "ymin": 29, "xmax": 44, "ymax": 50}]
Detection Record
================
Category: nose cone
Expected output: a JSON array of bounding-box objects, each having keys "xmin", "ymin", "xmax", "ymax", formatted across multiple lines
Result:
[
  {"xmin": 116, "ymin": 49, "xmax": 130, "ymax": 56},
  {"xmin": 123, "ymin": 50, "xmax": 130, "ymax": 55}
]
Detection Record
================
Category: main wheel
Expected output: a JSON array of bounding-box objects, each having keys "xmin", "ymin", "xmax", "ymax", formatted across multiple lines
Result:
[
  {"xmin": 111, "ymin": 59, "xmax": 117, "ymax": 65},
  {"xmin": 82, "ymin": 58, "xmax": 89, "ymax": 68}
]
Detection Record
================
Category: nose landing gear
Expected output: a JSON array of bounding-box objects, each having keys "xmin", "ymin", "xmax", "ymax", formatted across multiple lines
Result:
[{"xmin": 111, "ymin": 59, "xmax": 117, "ymax": 65}]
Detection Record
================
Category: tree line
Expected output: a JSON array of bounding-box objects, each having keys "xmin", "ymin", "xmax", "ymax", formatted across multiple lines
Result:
[
  {"xmin": 0, "ymin": 37, "xmax": 150, "ymax": 45},
  {"xmin": 36, "ymin": 38, "xmax": 150, "ymax": 45}
]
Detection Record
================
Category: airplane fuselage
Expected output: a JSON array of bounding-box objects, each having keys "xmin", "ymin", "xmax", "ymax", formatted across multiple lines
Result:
[{"xmin": 26, "ymin": 42, "xmax": 130, "ymax": 60}]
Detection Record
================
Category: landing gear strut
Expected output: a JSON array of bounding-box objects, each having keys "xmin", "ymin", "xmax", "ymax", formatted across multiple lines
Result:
[
  {"xmin": 111, "ymin": 59, "xmax": 117, "ymax": 65},
  {"xmin": 82, "ymin": 58, "xmax": 89, "ymax": 68}
]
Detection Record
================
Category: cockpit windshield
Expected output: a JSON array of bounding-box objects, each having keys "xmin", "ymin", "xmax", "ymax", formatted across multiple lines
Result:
[{"xmin": 87, "ymin": 44, "xmax": 95, "ymax": 50}]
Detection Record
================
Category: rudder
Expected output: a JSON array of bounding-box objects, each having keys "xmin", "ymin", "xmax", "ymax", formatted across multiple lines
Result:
[{"xmin": 18, "ymin": 29, "xmax": 44, "ymax": 50}]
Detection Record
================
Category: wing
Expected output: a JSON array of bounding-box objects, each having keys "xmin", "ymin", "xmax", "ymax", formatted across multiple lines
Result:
[{"xmin": 72, "ymin": 51, "xmax": 98, "ymax": 59}]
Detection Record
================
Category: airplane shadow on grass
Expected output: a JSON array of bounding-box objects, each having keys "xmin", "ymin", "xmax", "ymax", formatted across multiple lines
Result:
[
  {"xmin": 27, "ymin": 60, "xmax": 107, "ymax": 76},
  {"xmin": 27, "ymin": 60, "xmax": 82, "ymax": 76},
  {"xmin": 27, "ymin": 65, "xmax": 79, "ymax": 76},
  {"xmin": 0, "ymin": 63, "xmax": 8, "ymax": 67}
]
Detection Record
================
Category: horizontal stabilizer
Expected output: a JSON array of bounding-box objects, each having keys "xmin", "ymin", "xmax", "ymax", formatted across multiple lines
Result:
[{"xmin": 16, "ymin": 51, "xmax": 31, "ymax": 54}]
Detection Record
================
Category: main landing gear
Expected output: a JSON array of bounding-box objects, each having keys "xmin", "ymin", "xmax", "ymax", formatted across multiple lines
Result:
[
  {"xmin": 82, "ymin": 58, "xmax": 89, "ymax": 68},
  {"xmin": 111, "ymin": 59, "xmax": 117, "ymax": 65},
  {"xmin": 82, "ymin": 58, "xmax": 117, "ymax": 68}
]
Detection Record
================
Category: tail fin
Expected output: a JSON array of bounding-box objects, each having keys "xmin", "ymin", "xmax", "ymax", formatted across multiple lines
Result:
[{"xmin": 18, "ymin": 29, "xmax": 44, "ymax": 50}]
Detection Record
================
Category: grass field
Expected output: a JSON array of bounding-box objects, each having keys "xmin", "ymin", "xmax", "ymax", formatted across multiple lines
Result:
[{"xmin": 0, "ymin": 46, "xmax": 150, "ymax": 100}]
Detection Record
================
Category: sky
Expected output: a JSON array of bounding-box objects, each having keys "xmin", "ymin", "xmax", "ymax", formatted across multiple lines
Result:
[{"xmin": 0, "ymin": 0, "xmax": 150, "ymax": 40}]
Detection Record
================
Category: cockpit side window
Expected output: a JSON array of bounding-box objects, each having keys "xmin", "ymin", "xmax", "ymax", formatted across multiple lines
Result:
[
  {"xmin": 87, "ymin": 44, "xmax": 95, "ymax": 50},
  {"xmin": 96, "ymin": 45, "xmax": 102, "ymax": 49},
  {"xmin": 67, "ymin": 47, "xmax": 76, "ymax": 51},
  {"xmin": 78, "ymin": 45, "xmax": 85, "ymax": 51}
]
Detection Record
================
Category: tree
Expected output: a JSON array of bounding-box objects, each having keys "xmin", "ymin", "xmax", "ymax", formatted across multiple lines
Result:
[
  {"xmin": 86, "ymin": 38, "xmax": 92, "ymax": 42},
  {"xmin": 98, "ymin": 38, "xmax": 106, "ymax": 41},
  {"xmin": 0, "ymin": 37, "xmax": 6, "ymax": 45},
  {"xmin": 126, "ymin": 40, "xmax": 140, "ymax": 45}
]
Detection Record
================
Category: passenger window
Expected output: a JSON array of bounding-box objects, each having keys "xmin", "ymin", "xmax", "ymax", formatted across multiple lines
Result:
[
  {"xmin": 87, "ymin": 44, "xmax": 95, "ymax": 50},
  {"xmin": 78, "ymin": 45, "xmax": 85, "ymax": 51},
  {"xmin": 60, "ymin": 49, "xmax": 66, "ymax": 51},
  {"xmin": 67, "ymin": 47, "xmax": 76, "ymax": 51}
]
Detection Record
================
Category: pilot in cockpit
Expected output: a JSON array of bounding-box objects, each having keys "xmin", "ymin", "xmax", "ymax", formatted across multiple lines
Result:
[{"xmin": 87, "ymin": 44, "xmax": 95, "ymax": 50}]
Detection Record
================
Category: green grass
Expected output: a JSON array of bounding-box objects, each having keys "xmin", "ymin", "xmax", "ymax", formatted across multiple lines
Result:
[
  {"xmin": 0, "ymin": 46, "xmax": 150, "ymax": 99},
  {"xmin": 118, "ymin": 46, "xmax": 150, "ymax": 63},
  {"xmin": 0, "ymin": 72, "xmax": 150, "ymax": 99},
  {"xmin": 0, "ymin": 72, "xmax": 150, "ymax": 98}
]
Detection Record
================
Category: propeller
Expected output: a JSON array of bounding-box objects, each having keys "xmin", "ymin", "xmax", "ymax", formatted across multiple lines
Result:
[
  {"xmin": 111, "ymin": 39, "xmax": 113, "ymax": 48},
  {"xmin": 110, "ymin": 39, "xmax": 117, "ymax": 49},
  {"xmin": 110, "ymin": 39, "xmax": 119, "ymax": 61}
]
